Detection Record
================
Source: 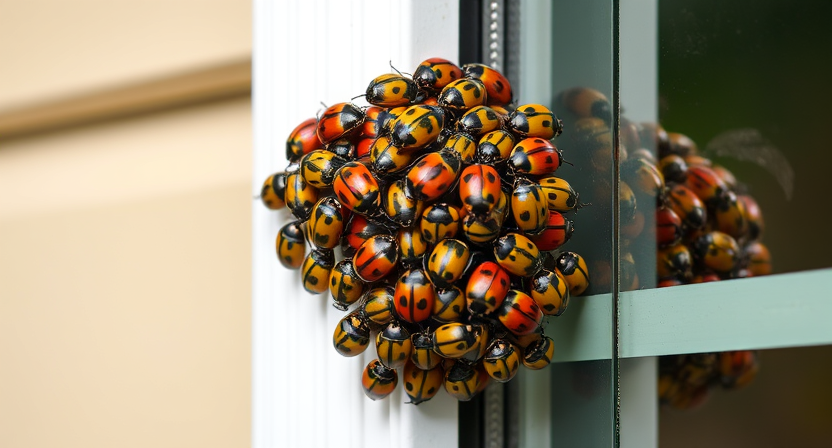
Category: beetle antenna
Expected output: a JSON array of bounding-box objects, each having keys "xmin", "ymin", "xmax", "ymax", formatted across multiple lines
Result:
[
  {"xmin": 351, "ymin": 93, "xmax": 366, "ymax": 102},
  {"xmin": 389, "ymin": 60, "xmax": 406, "ymax": 77}
]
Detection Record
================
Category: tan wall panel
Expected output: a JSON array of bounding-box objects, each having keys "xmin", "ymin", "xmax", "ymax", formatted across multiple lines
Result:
[{"xmin": 0, "ymin": 0, "xmax": 251, "ymax": 111}]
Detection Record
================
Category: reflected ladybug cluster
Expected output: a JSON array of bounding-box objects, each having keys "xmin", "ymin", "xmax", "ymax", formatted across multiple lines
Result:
[
  {"xmin": 621, "ymin": 123, "xmax": 768, "ymax": 409},
  {"xmin": 261, "ymin": 58, "xmax": 590, "ymax": 404}
]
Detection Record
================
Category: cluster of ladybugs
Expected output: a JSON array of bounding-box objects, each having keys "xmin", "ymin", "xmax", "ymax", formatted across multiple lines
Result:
[
  {"xmin": 618, "ymin": 123, "xmax": 767, "ymax": 409},
  {"xmin": 260, "ymin": 58, "xmax": 590, "ymax": 404}
]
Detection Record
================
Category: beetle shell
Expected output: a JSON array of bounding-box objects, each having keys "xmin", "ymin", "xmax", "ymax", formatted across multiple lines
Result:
[
  {"xmin": 341, "ymin": 214, "xmax": 390, "ymax": 257},
  {"xmin": 433, "ymin": 322, "xmax": 481, "ymax": 359},
  {"xmin": 333, "ymin": 312, "xmax": 371, "ymax": 357},
  {"xmin": 411, "ymin": 332, "xmax": 441, "ymax": 370},
  {"xmin": 390, "ymin": 105, "xmax": 446, "ymax": 150},
  {"xmin": 482, "ymin": 339, "xmax": 521, "ymax": 382},
  {"xmin": 459, "ymin": 164, "xmax": 502, "ymax": 215},
  {"xmin": 384, "ymin": 179, "xmax": 424, "ymax": 228},
  {"xmin": 360, "ymin": 106, "xmax": 385, "ymax": 139},
  {"xmin": 329, "ymin": 259, "xmax": 366, "ymax": 310},
  {"xmin": 443, "ymin": 361, "xmax": 481, "ymax": 401},
  {"xmin": 657, "ymin": 244, "xmax": 693, "ymax": 280},
  {"xmin": 307, "ymin": 197, "xmax": 345, "ymax": 249},
  {"xmin": 286, "ymin": 118, "xmax": 323, "ymax": 162},
  {"xmin": 457, "ymin": 106, "xmax": 502, "ymax": 136},
  {"xmin": 558, "ymin": 87, "xmax": 611, "ymax": 123},
  {"xmin": 656, "ymin": 207, "xmax": 684, "ymax": 248},
  {"xmin": 509, "ymin": 137, "xmax": 563, "ymax": 176},
  {"xmin": 507, "ymin": 104, "xmax": 562, "ymax": 139},
  {"xmin": 396, "ymin": 228, "xmax": 429, "ymax": 268},
  {"xmin": 621, "ymin": 157, "xmax": 665, "ymax": 199},
  {"xmin": 462, "ymin": 63, "xmax": 513, "ymax": 106},
  {"xmin": 712, "ymin": 191, "xmax": 748, "ymax": 239},
  {"xmin": 493, "ymin": 233, "xmax": 542, "ymax": 277},
  {"xmin": 275, "ymin": 221, "xmax": 306, "ymax": 269},
  {"xmin": 285, "ymin": 172, "xmax": 319, "ymax": 221},
  {"xmin": 333, "ymin": 162, "xmax": 382, "ymax": 216},
  {"xmin": 370, "ymin": 135, "xmax": 414, "ymax": 175},
  {"xmin": 537, "ymin": 176, "xmax": 580, "ymax": 213},
  {"xmin": 376, "ymin": 321, "xmax": 412, "ymax": 369},
  {"xmin": 466, "ymin": 261, "xmax": 511, "ymax": 315},
  {"xmin": 420, "ymin": 203, "xmax": 461, "ymax": 244},
  {"xmin": 738, "ymin": 194, "xmax": 764, "ymax": 241},
  {"xmin": 362, "ymin": 286, "xmax": 397, "ymax": 326},
  {"xmin": 667, "ymin": 184, "xmax": 707, "ymax": 230},
  {"xmin": 301, "ymin": 150, "xmax": 348, "ymax": 188},
  {"xmin": 528, "ymin": 210, "xmax": 573, "ymax": 251},
  {"xmin": 684, "ymin": 165, "xmax": 728, "ymax": 205},
  {"xmin": 443, "ymin": 132, "xmax": 478, "ymax": 163},
  {"xmin": 317, "ymin": 103, "xmax": 365, "ymax": 144},
  {"xmin": 406, "ymin": 150, "xmax": 462, "ymax": 201},
  {"xmin": 555, "ymin": 251, "xmax": 590, "ymax": 296},
  {"xmin": 530, "ymin": 269, "xmax": 570, "ymax": 316},
  {"xmin": 301, "ymin": 249, "xmax": 335, "ymax": 294},
  {"xmin": 427, "ymin": 239, "xmax": 471, "ymax": 289},
  {"xmin": 497, "ymin": 290, "xmax": 543, "ymax": 336},
  {"xmin": 261, "ymin": 172, "xmax": 288, "ymax": 210},
  {"xmin": 477, "ymin": 130, "xmax": 516, "ymax": 165},
  {"xmin": 403, "ymin": 362, "xmax": 444, "ymax": 405},
  {"xmin": 362, "ymin": 359, "xmax": 398, "ymax": 401},
  {"xmin": 366, "ymin": 73, "xmax": 422, "ymax": 107},
  {"xmin": 353, "ymin": 234, "xmax": 399, "ymax": 283},
  {"xmin": 658, "ymin": 154, "xmax": 688, "ymax": 184},
  {"xmin": 462, "ymin": 213, "xmax": 502, "ymax": 244},
  {"xmin": 523, "ymin": 335, "xmax": 555, "ymax": 370},
  {"xmin": 438, "ymin": 78, "xmax": 488, "ymax": 110},
  {"xmin": 432, "ymin": 285, "xmax": 466, "ymax": 324},
  {"xmin": 692, "ymin": 231, "xmax": 740, "ymax": 274},
  {"xmin": 511, "ymin": 181, "xmax": 548, "ymax": 235},
  {"xmin": 744, "ymin": 241, "xmax": 772, "ymax": 276},
  {"xmin": 413, "ymin": 58, "xmax": 464, "ymax": 92},
  {"xmin": 394, "ymin": 268, "xmax": 436, "ymax": 324}
]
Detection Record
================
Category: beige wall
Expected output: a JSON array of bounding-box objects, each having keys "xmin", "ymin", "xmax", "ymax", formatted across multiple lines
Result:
[{"xmin": 0, "ymin": 1, "xmax": 252, "ymax": 447}]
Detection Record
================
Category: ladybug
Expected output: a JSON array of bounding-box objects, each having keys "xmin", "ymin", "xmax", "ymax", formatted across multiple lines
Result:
[
  {"xmin": 326, "ymin": 138, "xmax": 356, "ymax": 160},
  {"xmin": 285, "ymin": 172, "xmax": 319, "ymax": 221},
  {"xmin": 286, "ymin": 117, "xmax": 323, "ymax": 162},
  {"xmin": 462, "ymin": 63, "xmax": 513, "ymax": 106},
  {"xmin": 684, "ymin": 165, "xmax": 728, "ymax": 205},
  {"xmin": 427, "ymin": 239, "xmax": 471, "ymax": 289},
  {"xmin": 275, "ymin": 221, "xmax": 306, "ymax": 269},
  {"xmin": 466, "ymin": 261, "xmax": 510, "ymax": 315},
  {"xmin": 692, "ymin": 231, "xmax": 740, "ymax": 274},
  {"xmin": 537, "ymin": 176, "xmax": 580, "ymax": 213},
  {"xmin": 377, "ymin": 106, "xmax": 409, "ymax": 136},
  {"xmin": 419, "ymin": 203, "xmax": 461, "ymax": 244},
  {"xmin": 333, "ymin": 161, "xmax": 382, "ymax": 216},
  {"xmin": 413, "ymin": 57, "xmax": 464, "ymax": 92},
  {"xmin": 744, "ymin": 241, "xmax": 772, "ymax": 276},
  {"xmin": 522, "ymin": 335, "xmax": 555, "ymax": 370},
  {"xmin": 619, "ymin": 181, "xmax": 638, "ymax": 224},
  {"xmin": 411, "ymin": 332, "xmax": 441, "ymax": 370},
  {"xmin": 497, "ymin": 290, "xmax": 542, "ymax": 336},
  {"xmin": 354, "ymin": 137, "xmax": 373, "ymax": 161},
  {"xmin": 376, "ymin": 321, "xmax": 412, "ymax": 369},
  {"xmin": 712, "ymin": 191, "xmax": 748, "ymax": 239},
  {"xmin": 658, "ymin": 154, "xmax": 688, "ymax": 184},
  {"xmin": 369, "ymin": 136, "xmax": 414, "ymax": 175},
  {"xmin": 712, "ymin": 165, "xmax": 738, "ymax": 190},
  {"xmin": 396, "ymin": 227, "xmax": 428, "ymax": 268},
  {"xmin": 490, "ymin": 103, "xmax": 517, "ymax": 117},
  {"xmin": 656, "ymin": 207, "xmax": 684, "ymax": 248},
  {"xmin": 260, "ymin": 172, "xmax": 288, "ymax": 210},
  {"xmin": 301, "ymin": 249, "xmax": 335, "ymax": 294},
  {"xmin": 457, "ymin": 106, "xmax": 502, "ymax": 136},
  {"xmin": 329, "ymin": 259, "xmax": 366, "ymax": 310},
  {"xmin": 390, "ymin": 105, "xmax": 446, "ymax": 150},
  {"xmin": 509, "ymin": 138, "xmax": 563, "ymax": 176},
  {"xmin": 406, "ymin": 149, "xmax": 462, "ymax": 201},
  {"xmin": 353, "ymin": 234, "xmax": 399, "ymax": 283},
  {"xmin": 307, "ymin": 197, "xmax": 345, "ymax": 249},
  {"xmin": 443, "ymin": 361, "xmax": 481, "ymax": 401},
  {"xmin": 462, "ymin": 212, "xmax": 502, "ymax": 244},
  {"xmin": 621, "ymin": 157, "xmax": 665, "ymax": 199},
  {"xmin": 667, "ymin": 132, "xmax": 699, "ymax": 157},
  {"xmin": 557, "ymin": 87, "xmax": 611, "ymax": 123},
  {"xmin": 301, "ymin": 149, "xmax": 347, "ymax": 188},
  {"xmin": 340, "ymin": 214, "xmax": 390, "ymax": 257},
  {"xmin": 719, "ymin": 351, "xmax": 759, "ymax": 388},
  {"xmin": 493, "ymin": 233, "xmax": 542, "ymax": 277},
  {"xmin": 692, "ymin": 272, "xmax": 721, "ymax": 283},
  {"xmin": 432, "ymin": 285, "xmax": 466, "ymax": 324},
  {"xmin": 362, "ymin": 286, "xmax": 397, "ymax": 326},
  {"xmin": 384, "ymin": 179, "xmax": 424, "ymax": 228},
  {"xmin": 433, "ymin": 322, "xmax": 482, "ymax": 359},
  {"xmin": 507, "ymin": 104, "xmax": 562, "ymax": 139},
  {"xmin": 658, "ymin": 278, "xmax": 684, "ymax": 288},
  {"xmin": 443, "ymin": 132, "xmax": 478, "ymax": 163},
  {"xmin": 738, "ymin": 194, "xmax": 764, "ymax": 241},
  {"xmin": 530, "ymin": 269, "xmax": 570, "ymax": 316},
  {"xmin": 403, "ymin": 362, "xmax": 444, "ymax": 405},
  {"xmin": 332, "ymin": 312, "xmax": 371, "ymax": 357},
  {"xmin": 555, "ymin": 251, "xmax": 590, "ymax": 296},
  {"xmin": 316, "ymin": 103, "xmax": 365, "ymax": 144},
  {"xmin": 459, "ymin": 324, "xmax": 491, "ymax": 363},
  {"xmin": 528, "ymin": 210, "xmax": 573, "ymax": 251},
  {"xmin": 362, "ymin": 359, "xmax": 398, "ymax": 401},
  {"xmin": 365, "ymin": 73, "xmax": 422, "ymax": 107},
  {"xmin": 667, "ymin": 184, "xmax": 707, "ymax": 230},
  {"xmin": 656, "ymin": 244, "xmax": 693, "ymax": 280},
  {"xmin": 476, "ymin": 130, "xmax": 516, "ymax": 165},
  {"xmin": 438, "ymin": 78, "xmax": 488, "ymax": 110},
  {"xmin": 459, "ymin": 164, "xmax": 501, "ymax": 215},
  {"xmin": 394, "ymin": 268, "xmax": 436, "ymax": 324},
  {"xmin": 360, "ymin": 106, "xmax": 385, "ymax": 139},
  {"xmin": 482, "ymin": 339, "xmax": 520, "ymax": 382},
  {"xmin": 511, "ymin": 180, "xmax": 548, "ymax": 235}
]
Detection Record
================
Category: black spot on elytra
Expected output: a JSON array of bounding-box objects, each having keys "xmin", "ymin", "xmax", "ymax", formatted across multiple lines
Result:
[
  {"xmin": 416, "ymin": 299, "xmax": 428, "ymax": 310},
  {"xmin": 392, "ymin": 86, "xmax": 401, "ymax": 94},
  {"xmin": 406, "ymin": 382, "xmax": 414, "ymax": 391},
  {"xmin": 520, "ymin": 211, "xmax": 531, "ymax": 221}
]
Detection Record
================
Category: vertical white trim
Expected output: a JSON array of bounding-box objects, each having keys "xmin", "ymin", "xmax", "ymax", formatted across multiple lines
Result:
[
  {"xmin": 620, "ymin": 357, "xmax": 658, "ymax": 448},
  {"xmin": 253, "ymin": 1, "xmax": 460, "ymax": 447}
]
